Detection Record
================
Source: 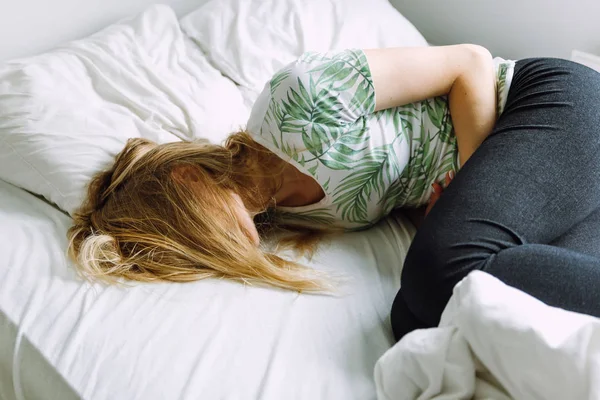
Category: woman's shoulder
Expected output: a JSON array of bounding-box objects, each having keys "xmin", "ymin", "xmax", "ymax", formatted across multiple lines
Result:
[
  {"xmin": 246, "ymin": 49, "xmax": 377, "ymax": 164},
  {"xmin": 269, "ymin": 49, "xmax": 373, "ymax": 97},
  {"xmin": 247, "ymin": 49, "xmax": 375, "ymax": 132}
]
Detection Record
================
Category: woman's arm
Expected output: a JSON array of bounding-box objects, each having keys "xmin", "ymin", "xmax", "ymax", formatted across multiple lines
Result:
[{"xmin": 364, "ymin": 45, "xmax": 497, "ymax": 166}]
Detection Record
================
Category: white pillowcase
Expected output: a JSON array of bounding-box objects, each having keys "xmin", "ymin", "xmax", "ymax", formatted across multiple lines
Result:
[
  {"xmin": 0, "ymin": 5, "xmax": 249, "ymax": 215},
  {"xmin": 180, "ymin": 0, "xmax": 428, "ymax": 99}
]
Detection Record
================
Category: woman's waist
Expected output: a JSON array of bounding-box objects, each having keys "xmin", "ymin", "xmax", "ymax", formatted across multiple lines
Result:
[{"xmin": 396, "ymin": 104, "xmax": 459, "ymax": 207}]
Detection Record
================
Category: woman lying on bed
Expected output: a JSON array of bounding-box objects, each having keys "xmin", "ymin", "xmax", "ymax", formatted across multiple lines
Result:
[{"xmin": 68, "ymin": 44, "xmax": 600, "ymax": 341}]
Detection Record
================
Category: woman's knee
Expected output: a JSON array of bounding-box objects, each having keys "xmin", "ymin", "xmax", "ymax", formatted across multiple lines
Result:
[
  {"xmin": 400, "ymin": 217, "xmax": 523, "ymax": 327},
  {"xmin": 399, "ymin": 232, "xmax": 460, "ymax": 327},
  {"xmin": 390, "ymin": 289, "xmax": 428, "ymax": 341}
]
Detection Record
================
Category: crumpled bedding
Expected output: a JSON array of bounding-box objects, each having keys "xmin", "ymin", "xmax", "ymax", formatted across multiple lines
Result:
[{"xmin": 374, "ymin": 271, "xmax": 600, "ymax": 400}]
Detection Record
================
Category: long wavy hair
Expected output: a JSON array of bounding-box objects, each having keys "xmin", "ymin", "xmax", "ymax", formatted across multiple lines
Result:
[{"xmin": 67, "ymin": 132, "xmax": 331, "ymax": 292}]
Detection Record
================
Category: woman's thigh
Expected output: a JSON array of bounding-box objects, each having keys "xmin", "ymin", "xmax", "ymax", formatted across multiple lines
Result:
[
  {"xmin": 399, "ymin": 58, "xmax": 600, "ymax": 328},
  {"xmin": 549, "ymin": 206, "xmax": 600, "ymax": 258}
]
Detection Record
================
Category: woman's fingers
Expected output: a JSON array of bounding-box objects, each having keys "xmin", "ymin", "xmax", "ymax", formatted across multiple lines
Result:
[
  {"xmin": 426, "ymin": 172, "xmax": 456, "ymax": 217},
  {"xmin": 425, "ymin": 200, "xmax": 435, "ymax": 216},
  {"xmin": 426, "ymin": 171, "xmax": 455, "ymax": 217},
  {"xmin": 426, "ymin": 183, "xmax": 443, "ymax": 215},
  {"xmin": 445, "ymin": 171, "xmax": 455, "ymax": 187}
]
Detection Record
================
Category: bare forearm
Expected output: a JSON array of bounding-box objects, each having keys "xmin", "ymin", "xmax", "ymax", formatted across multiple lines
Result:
[{"xmin": 449, "ymin": 46, "xmax": 497, "ymax": 167}]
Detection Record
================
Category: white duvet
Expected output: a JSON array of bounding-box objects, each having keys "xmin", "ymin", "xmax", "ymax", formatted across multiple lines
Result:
[{"xmin": 375, "ymin": 271, "xmax": 600, "ymax": 400}]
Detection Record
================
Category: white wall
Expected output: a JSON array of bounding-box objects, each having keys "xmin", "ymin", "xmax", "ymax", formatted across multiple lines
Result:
[
  {"xmin": 2, "ymin": 0, "xmax": 599, "ymax": 62},
  {"xmin": 0, "ymin": 0, "xmax": 208, "ymax": 61},
  {"xmin": 390, "ymin": 0, "xmax": 600, "ymax": 60}
]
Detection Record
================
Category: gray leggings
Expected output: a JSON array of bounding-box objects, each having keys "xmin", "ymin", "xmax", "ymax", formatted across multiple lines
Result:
[{"xmin": 391, "ymin": 58, "xmax": 600, "ymax": 341}]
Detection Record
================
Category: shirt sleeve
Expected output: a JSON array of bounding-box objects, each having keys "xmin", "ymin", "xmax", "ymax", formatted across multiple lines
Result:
[
  {"xmin": 247, "ymin": 49, "xmax": 376, "ymax": 173},
  {"xmin": 494, "ymin": 57, "xmax": 516, "ymax": 116},
  {"xmin": 268, "ymin": 49, "xmax": 376, "ymax": 128}
]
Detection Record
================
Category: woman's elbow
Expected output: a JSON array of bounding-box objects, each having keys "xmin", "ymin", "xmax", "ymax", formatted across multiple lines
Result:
[{"xmin": 460, "ymin": 44, "xmax": 493, "ymax": 65}]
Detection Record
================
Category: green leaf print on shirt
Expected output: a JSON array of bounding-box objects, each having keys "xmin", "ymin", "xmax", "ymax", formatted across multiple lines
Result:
[
  {"xmin": 378, "ymin": 110, "xmax": 458, "ymax": 213},
  {"xmin": 270, "ymin": 67, "xmax": 292, "ymax": 96},
  {"xmin": 375, "ymin": 107, "xmax": 403, "ymax": 135},
  {"xmin": 332, "ymin": 134, "xmax": 406, "ymax": 223},
  {"xmin": 425, "ymin": 96, "xmax": 454, "ymax": 143},
  {"xmin": 496, "ymin": 63, "xmax": 509, "ymax": 115},
  {"xmin": 313, "ymin": 120, "xmax": 370, "ymax": 171},
  {"xmin": 308, "ymin": 50, "xmax": 374, "ymax": 99},
  {"xmin": 332, "ymin": 147, "xmax": 390, "ymax": 223},
  {"xmin": 266, "ymin": 51, "xmax": 376, "ymax": 172}
]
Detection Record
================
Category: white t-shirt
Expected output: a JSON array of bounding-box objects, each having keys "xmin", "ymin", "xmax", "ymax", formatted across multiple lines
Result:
[{"xmin": 247, "ymin": 49, "xmax": 515, "ymax": 230}]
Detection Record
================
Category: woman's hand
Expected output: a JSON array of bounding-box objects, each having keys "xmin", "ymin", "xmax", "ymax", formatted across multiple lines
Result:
[{"xmin": 425, "ymin": 171, "xmax": 455, "ymax": 216}]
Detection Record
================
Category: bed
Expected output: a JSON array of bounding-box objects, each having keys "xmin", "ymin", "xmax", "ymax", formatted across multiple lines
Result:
[
  {"xmin": 0, "ymin": 1, "xmax": 421, "ymax": 398},
  {"xmin": 2, "ymin": 1, "xmax": 600, "ymax": 399}
]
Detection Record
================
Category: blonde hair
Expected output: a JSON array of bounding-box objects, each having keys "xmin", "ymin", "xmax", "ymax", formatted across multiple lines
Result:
[{"xmin": 68, "ymin": 132, "xmax": 331, "ymax": 292}]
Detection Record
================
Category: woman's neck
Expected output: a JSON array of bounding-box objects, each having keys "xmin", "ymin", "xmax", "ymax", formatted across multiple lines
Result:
[
  {"xmin": 232, "ymin": 147, "xmax": 323, "ymax": 212},
  {"xmin": 272, "ymin": 163, "xmax": 325, "ymax": 208}
]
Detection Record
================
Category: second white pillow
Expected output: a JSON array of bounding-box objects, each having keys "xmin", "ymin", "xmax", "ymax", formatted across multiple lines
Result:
[{"xmin": 181, "ymin": 0, "xmax": 428, "ymax": 98}]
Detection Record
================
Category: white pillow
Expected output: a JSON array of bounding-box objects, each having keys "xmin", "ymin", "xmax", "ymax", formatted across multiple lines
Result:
[
  {"xmin": 180, "ymin": 0, "xmax": 428, "ymax": 95},
  {"xmin": 0, "ymin": 5, "xmax": 249, "ymax": 215}
]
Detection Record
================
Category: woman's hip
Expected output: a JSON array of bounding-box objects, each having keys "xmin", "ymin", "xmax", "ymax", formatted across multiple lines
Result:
[{"xmin": 494, "ymin": 57, "xmax": 600, "ymax": 144}]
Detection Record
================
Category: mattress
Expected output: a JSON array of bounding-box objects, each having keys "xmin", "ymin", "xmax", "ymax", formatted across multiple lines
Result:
[{"xmin": 0, "ymin": 179, "xmax": 415, "ymax": 399}]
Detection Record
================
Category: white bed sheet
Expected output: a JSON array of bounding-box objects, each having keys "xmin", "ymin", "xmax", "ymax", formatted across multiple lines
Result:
[
  {"xmin": 0, "ymin": 316, "xmax": 79, "ymax": 400},
  {"xmin": 0, "ymin": 179, "xmax": 415, "ymax": 399}
]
